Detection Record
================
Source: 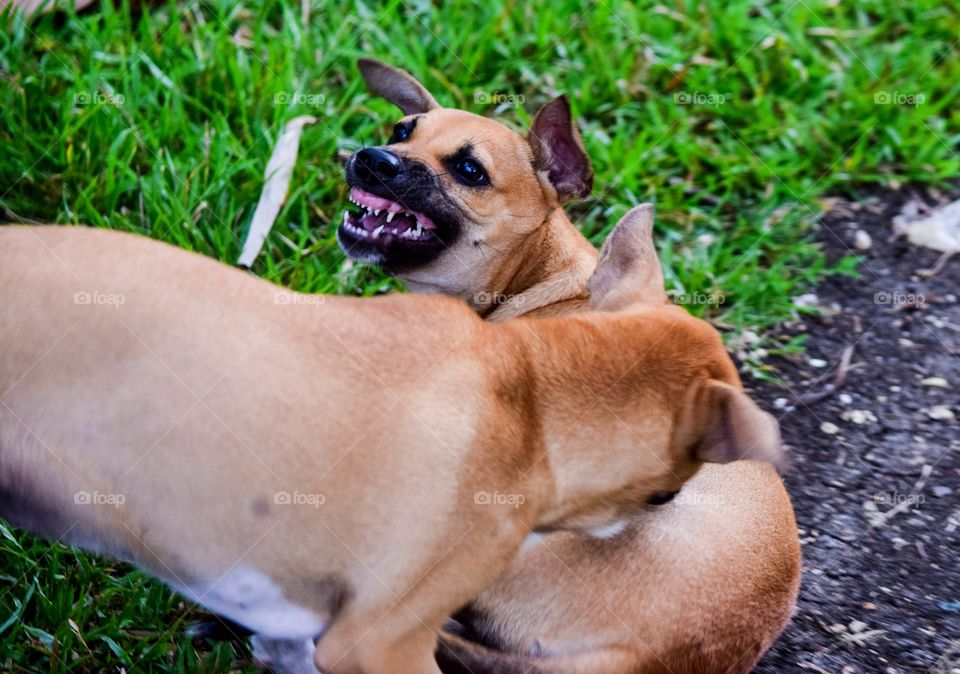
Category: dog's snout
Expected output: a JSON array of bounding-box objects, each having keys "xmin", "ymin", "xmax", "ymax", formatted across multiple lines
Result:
[{"xmin": 354, "ymin": 147, "xmax": 403, "ymax": 183}]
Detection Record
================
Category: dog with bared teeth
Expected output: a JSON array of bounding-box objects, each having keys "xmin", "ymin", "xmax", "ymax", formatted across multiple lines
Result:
[{"xmin": 336, "ymin": 58, "xmax": 802, "ymax": 674}]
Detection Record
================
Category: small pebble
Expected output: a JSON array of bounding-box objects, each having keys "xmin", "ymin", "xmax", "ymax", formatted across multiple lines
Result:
[
  {"xmin": 821, "ymin": 421, "xmax": 840, "ymax": 435},
  {"xmin": 809, "ymin": 358, "xmax": 828, "ymax": 368},
  {"xmin": 793, "ymin": 293, "xmax": 820, "ymax": 308},
  {"xmin": 932, "ymin": 486, "xmax": 953, "ymax": 498},
  {"xmin": 842, "ymin": 409, "xmax": 878, "ymax": 424},
  {"xmin": 921, "ymin": 377, "xmax": 948, "ymax": 388},
  {"xmin": 854, "ymin": 230, "xmax": 872, "ymax": 250},
  {"xmin": 839, "ymin": 393, "xmax": 853, "ymax": 404},
  {"xmin": 773, "ymin": 397, "xmax": 789, "ymax": 409},
  {"xmin": 927, "ymin": 405, "xmax": 956, "ymax": 421}
]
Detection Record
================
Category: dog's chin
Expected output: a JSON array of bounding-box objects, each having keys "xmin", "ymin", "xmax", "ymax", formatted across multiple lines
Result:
[{"xmin": 337, "ymin": 186, "xmax": 455, "ymax": 271}]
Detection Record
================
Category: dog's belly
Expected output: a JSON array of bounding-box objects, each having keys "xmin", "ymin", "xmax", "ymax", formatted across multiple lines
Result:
[{"xmin": 172, "ymin": 566, "xmax": 326, "ymax": 640}]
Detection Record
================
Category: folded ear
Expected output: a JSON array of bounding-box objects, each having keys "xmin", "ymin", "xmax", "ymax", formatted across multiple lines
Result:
[
  {"xmin": 690, "ymin": 380, "xmax": 785, "ymax": 472},
  {"xmin": 587, "ymin": 204, "xmax": 666, "ymax": 311},
  {"xmin": 526, "ymin": 96, "xmax": 593, "ymax": 204},
  {"xmin": 357, "ymin": 58, "xmax": 440, "ymax": 115}
]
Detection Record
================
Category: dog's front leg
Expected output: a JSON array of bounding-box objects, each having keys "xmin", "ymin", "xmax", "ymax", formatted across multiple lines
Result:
[
  {"xmin": 252, "ymin": 635, "xmax": 322, "ymax": 674},
  {"xmin": 314, "ymin": 620, "xmax": 441, "ymax": 674}
]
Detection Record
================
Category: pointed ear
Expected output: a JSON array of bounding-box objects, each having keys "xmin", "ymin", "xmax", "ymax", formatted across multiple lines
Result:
[
  {"xmin": 587, "ymin": 204, "xmax": 666, "ymax": 311},
  {"xmin": 357, "ymin": 58, "xmax": 440, "ymax": 115},
  {"xmin": 526, "ymin": 96, "xmax": 593, "ymax": 204},
  {"xmin": 691, "ymin": 380, "xmax": 786, "ymax": 472}
]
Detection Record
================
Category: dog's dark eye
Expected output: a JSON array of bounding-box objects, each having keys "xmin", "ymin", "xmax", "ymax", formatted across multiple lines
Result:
[
  {"xmin": 455, "ymin": 158, "xmax": 488, "ymax": 185},
  {"xmin": 389, "ymin": 123, "xmax": 411, "ymax": 143}
]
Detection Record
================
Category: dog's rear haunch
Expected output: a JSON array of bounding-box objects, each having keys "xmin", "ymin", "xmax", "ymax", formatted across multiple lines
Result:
[{"xmin": 0, "ymin": 209, "xmax": 782, "ymax": 674}]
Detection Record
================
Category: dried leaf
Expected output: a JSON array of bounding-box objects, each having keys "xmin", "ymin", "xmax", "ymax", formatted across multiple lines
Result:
[
  {"xmin": 894, "ymin": 198, "xmax": 960, "ymax": 253},
  {"xmin": 238, "ymin": 115, "xmax": 317, "ymax": 268}
]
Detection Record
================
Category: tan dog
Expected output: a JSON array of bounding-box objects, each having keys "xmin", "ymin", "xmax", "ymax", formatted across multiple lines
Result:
[
  {"xmin": 0, "ymin": 210, "xmax": 782, "ymax": 674},
  {"xmin": 340, "ymin": 60, "xmax": 802, "ymax": 674}
]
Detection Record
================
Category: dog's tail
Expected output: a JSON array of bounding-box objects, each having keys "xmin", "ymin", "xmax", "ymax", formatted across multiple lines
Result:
[
  {"xmin": 436, "ymin": 631, "xmax": 549, "ymax": 674},
  {"xmin": 436, "ymin": 632, "xmax": 643, "ymax": 674}
]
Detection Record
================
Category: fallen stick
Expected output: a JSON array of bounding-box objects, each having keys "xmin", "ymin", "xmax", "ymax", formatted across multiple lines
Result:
[
  {"xmin": 919, "ymin": 248, "xmax": 958, "ymax": 277},
  {"xmin": 796, "ymin": 343, "xmax": 856, "ymax": 405}
]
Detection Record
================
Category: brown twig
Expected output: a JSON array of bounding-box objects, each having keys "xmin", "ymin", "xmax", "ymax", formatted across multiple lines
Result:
[
  {"xmin": 796, "ymin": 344, "xmax": 856, "ymax": 405},
  {"xmin": 919, "ymin": 248, "xmax": 959, "ymax": 277}
]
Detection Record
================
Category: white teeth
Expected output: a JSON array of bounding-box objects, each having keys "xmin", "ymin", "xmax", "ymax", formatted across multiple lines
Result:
[
  {"xmin": 343, "ymin": 212, "xmax": 349, "ymax": 224},
  {"xmin": 372, "ymin": 225, "xmax": 384, "ymax": 237},
  {"xmin": 386, "ymin": 212, "xmax": 395, "ymax": 223},
  {"xmin": 373, "ymin": 209, "xmax": 381, "ymax": 216}
]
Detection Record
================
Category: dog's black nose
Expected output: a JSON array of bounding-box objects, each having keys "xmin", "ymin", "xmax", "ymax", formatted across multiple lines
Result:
[{"xmin": 354, "ymin": 147, "xmax": 403, "ymax": 183}]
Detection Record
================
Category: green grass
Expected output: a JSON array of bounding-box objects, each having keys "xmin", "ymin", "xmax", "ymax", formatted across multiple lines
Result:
[{"xmin": 1, "ymin": 0, "xmax": 958, "ymax": 670}]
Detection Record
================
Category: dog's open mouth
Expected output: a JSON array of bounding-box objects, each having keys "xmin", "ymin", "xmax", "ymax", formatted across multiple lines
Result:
[{"xmin": 340, "ymin": 187, "xmax": 438, "ymax": 245}]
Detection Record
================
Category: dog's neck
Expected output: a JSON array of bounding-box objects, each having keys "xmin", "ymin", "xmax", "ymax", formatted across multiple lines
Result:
[
  {"xmin": 484, "ymin": 208, "xmax": 599, "ymax": 322},
  {"xmin": 399, "ymin": 208, "xmax": 598, "ymax": 321},
  {"xmin": 505, "ymin": 307, "xmax": 697, "ymax": 533}
]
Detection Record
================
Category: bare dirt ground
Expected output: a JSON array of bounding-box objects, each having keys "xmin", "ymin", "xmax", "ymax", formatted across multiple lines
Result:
[{"xmin": 751, "ymin": 189, "xmax": 960, "ymax": 673}]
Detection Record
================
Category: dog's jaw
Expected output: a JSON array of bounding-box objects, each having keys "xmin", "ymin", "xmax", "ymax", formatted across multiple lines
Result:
[
  {"xmin": 338, "ymin": 155, "xmax": 462, "ymax": 271},
  {"xmin": 341, "ymin": 187, "xmax": 438, "ymax": 245}
]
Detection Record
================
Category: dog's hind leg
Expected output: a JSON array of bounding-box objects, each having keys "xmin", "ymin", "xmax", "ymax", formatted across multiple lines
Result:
[{"xmin": 435, "ymin": 632, "xmax": 641, "ymax": 674}]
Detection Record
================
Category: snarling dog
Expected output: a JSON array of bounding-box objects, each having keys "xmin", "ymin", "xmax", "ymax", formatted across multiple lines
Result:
[
  {"xmin": 339, "ymin": 59, "xmax": 802, "ymax": 674},
  {"xmin": 0, "ymin": 205, "xmax": 783, "ymax": 674}
]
